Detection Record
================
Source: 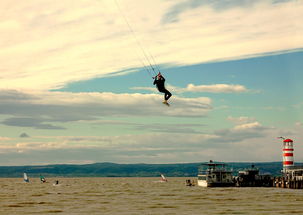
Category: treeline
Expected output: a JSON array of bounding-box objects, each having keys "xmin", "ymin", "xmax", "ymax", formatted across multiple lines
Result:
[{"xmin": 0, "ymin": 162, "xmax": 287, "ymax": 178}]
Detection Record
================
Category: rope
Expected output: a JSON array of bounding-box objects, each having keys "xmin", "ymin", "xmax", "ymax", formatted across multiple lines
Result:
[
  {"xmin": 138, "ymin": 58, "xmax": 153, "ymax": 78},
  {"xmin": 114, "ymin": 0, "xmax": 159, "ymax": 78}
]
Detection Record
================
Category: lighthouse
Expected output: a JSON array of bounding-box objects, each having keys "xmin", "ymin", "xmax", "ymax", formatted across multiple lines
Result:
[
  {"xmin": 282, "ymin": 138, "xmax": 294, "ymax": 172},
  {"xmin": 274, "ymin": 137, "xmax": 303, "ymax": 189}
]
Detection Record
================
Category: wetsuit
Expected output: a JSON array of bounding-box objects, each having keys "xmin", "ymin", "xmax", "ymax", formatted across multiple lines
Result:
[{"xmin": 153, "ymin": 76, "xmax": 172, "ymax": 101}]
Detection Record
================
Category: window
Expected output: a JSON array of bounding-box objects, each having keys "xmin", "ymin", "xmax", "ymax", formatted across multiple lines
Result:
[{"xmin": 198, "ymin": 176, "xmax": 206, "ymax": 180}]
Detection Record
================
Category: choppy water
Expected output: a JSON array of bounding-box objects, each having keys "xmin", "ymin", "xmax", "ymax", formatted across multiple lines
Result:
[{"xmin": 1, "ymin": 177, "xmax": 303, "ymax": 215}]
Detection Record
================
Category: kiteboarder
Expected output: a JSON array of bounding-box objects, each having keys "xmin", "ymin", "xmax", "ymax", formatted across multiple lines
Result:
[{"xmin": 153, "ymin": 72, "xmax": 172, "ymax": 106}]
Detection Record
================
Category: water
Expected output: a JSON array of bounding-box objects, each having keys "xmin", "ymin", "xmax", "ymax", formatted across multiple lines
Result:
[{"xmin": 1, "ymin": 177, "xmax": 303, "ymax": 215}]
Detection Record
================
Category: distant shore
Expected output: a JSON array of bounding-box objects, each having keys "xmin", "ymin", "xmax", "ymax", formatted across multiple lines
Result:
[{"xmin": 0, "ymin": 161, "xmax": 292, "ymax": 178}]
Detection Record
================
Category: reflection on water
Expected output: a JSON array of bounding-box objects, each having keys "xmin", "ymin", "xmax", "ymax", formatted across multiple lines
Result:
[{"xmin": 1, "ymin": 177, "xmax": 303, "ymax": 215}]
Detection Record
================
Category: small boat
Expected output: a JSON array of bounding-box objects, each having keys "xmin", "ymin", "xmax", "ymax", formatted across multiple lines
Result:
[
  {"xmin": 197, "ymin": 160, "xmax": 234, "ymax": 187},
  {"xmin": 23, "ymin": 172, "xmax": 29, "ymax": 183},
  {"xmin": 235, "ymin": 165, "xmax": 273, "ymax": 187},
  {"xmin": 153, "ymin": 174, "xmax": 168, "ymax": 183},
  {"xmin": 160, "ymin": 174, "xmax": 168, "ymax": 182}
]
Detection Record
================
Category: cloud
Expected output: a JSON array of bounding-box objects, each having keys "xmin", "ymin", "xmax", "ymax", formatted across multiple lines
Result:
[
  {"xmin": 162, "ymin": 0, "xmax": 256, "ymax": 24},
  {"xmin": 212, "ymin": 121, "xmax": 273, "ymax": 143},
  {"xmin": 1, "ymin": 119, "xmax": 302, "ymax": 165},
  {"xmin": 131, "ymin": 86, "xmax": 158, "ymax": 93},
  {"xmin": 161, "ymin": 0, "xmax": 296, "ymax": 23},
  {"xmin": 0, "ymin": 89, "xmax": 212, "ymax": 129},
  {"xmin": 132, "ymin": 83, "xmax": 249, "ymax": 93},
  {"xmin": 89, "ymin": 120, "xmax": 206, "ymax": 134},
  {"xmin": 233, "ymin": 122, "xmax": 262, "ymax": 131},
  {"xmin": 4, "ymin": 118, "xmax": 65, "ymax": 130},
  {"xmin": 0, "ymin": 90, "xmax": 37, "ymax": 101},
  {"xmin": 0, "ymin": 0, "xmax": 302, "ymax": 90},
  {"xmin": 0, "ymin": 121, "xmax": 292, "ymax": 164},
  {"xmin": 227, "ymin": 116, "xmax": 256, "ymax": 124},
  {"xmin": 0, "ymin": 136, "xmax": 11, "ymax": 141},
  {"xmin": 185, "ymin": 84, "xmax": 248, "ymax": 93},
  {"xmin": 1, "ymin": 113, "xmax": 302, "ymax": 165},
  {"xmin": 2, "ymin": 121, "xmax": 268, "ymax": 152},
  {"xmin": 134, "ymin": 123, "xmax": 206, "ymax": 134}
]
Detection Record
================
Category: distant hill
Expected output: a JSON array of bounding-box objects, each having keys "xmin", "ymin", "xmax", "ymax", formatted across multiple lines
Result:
[{"xmin": 0, "ymin": 162, "xmax": 291, "ymax": 178}]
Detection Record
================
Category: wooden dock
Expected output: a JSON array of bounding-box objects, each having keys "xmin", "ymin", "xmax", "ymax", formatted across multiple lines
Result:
[{"xmin": 274, "ymin": 176, "xmax": 303, "ymax": 189}]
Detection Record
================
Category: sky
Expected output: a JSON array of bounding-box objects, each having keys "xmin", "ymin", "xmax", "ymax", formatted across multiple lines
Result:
[{"xmin": 0, "ymin": 0, "xmax": 302, "ymax": 165}]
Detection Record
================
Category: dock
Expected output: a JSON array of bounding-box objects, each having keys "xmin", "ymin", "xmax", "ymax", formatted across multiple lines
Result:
[{"xmin": 274, "ymin": 166, "xmax": 303, "ymax": 189}]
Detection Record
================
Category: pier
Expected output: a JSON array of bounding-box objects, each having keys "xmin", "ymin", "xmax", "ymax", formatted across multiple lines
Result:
[{"xmin": 274, "ymin": 167, "xmax": 303, "ymax": 189}]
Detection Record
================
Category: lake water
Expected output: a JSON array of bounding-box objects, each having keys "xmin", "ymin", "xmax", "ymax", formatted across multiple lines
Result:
[{"xmin": 1, "ymin": 177, "xmax": 303, "ymax": 215}]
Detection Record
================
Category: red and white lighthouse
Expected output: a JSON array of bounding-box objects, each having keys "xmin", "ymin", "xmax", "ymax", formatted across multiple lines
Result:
[{"xmin": 282, "ymin": 138, "xmax": 294, "ymax": 171}]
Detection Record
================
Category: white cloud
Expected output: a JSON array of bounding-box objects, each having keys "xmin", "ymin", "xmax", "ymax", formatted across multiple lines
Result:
[
  {"xmin": 212, "ymin": 120, "xmax": 275, "ymax": 145},
  {"xmin": 131, "ymin": 86, "xmax": 158, "ymax": 93},
  {"xmin": 227, "ymin": 116, "xmax": 256, "ymax": 124},
  {"xmin": 0, "ymin": 122, "xmax": 296, "ymax": 164},
  {"xmin": 132, "ymin": 83, "xmax": 250, "ymax": 93},
  {"xmin": 233, "ymin": 122, "xmax": 262, "ymax": 131},
  {"xmin": 0, "ymin": 89, "xmax": 212, "ymax": 129},
  {"xmin": 0, "ymin": 0, "xmax": 302, "ymax": 90},
  {"xmin": 185, "ymin": 84, "xmax": 248, "ymax": 93},
  {"xmin": 1, "ymin": 119, "xmax": 303, "ymax": 165}
]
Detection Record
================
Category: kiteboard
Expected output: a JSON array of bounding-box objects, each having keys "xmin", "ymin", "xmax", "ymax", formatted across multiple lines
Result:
[{"xmin": 162, "ymin": 101, "xmax": 170, "ymax": 107}]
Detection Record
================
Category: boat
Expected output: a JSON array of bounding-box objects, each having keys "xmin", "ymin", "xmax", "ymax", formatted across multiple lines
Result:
[
  {"xmin": 160, "ymin": 174, "xmax": 168, "ymax": 182},
  {"xmin": 235, "ymin": 164, "xmax": 273, "ymax": 187},
  {"xmin": 197, "ymin": 160, "xmax": 234, "ymax": 187},
  {"xmin": 23, "ymin": 172, "xmax": 29, "ymax": 183},
  {"xmin": 153, "ymin": 174, "xmax": 168, "ymax": 183}
]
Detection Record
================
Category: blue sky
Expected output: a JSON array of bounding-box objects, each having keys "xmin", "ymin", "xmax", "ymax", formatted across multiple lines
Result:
[
  {"xmin": 58, "ymin": 50, "xmax": 303, "ymax": 127},
  {"xmin": 0, "ymin": 0, "xmax": 302, "ymax": 165}
]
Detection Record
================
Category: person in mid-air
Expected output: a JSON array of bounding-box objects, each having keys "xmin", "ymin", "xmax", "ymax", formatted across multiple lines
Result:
[{"xmin": 153, "ymin": 72, "xmax": 172, "ymax": 106}]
